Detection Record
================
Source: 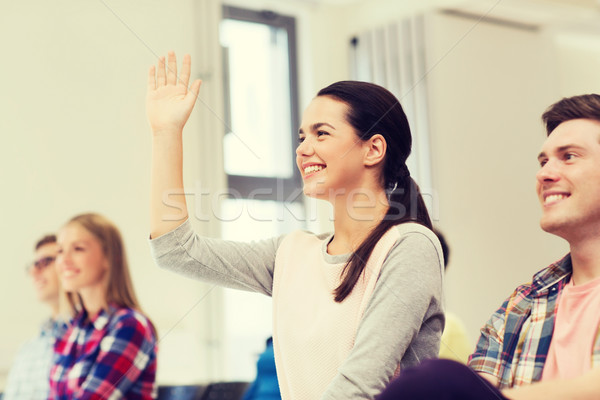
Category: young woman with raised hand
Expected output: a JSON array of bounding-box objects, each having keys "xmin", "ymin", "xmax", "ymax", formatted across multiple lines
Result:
[
  {"xmin": 49, "ymin": 213, "xmax": 157, "ymax": 399},
  {"xmin": 147, "ymin": 52, "xmax": 444, "ymax": 399}
]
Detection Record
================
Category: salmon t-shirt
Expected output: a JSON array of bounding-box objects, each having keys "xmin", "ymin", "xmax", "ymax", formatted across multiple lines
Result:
[{"xmin": 542, "ymin": 276, "xmax": 600, "ymax": 381}]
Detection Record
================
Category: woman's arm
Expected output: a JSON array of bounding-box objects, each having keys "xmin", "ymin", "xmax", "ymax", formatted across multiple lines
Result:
[
  {"xmin": 149, "ymin": 219, "xmax": 283, "ymax": 295},
  {"xmin": 146, "ymin": 52, "xmax": 202, "ymax": 238}
]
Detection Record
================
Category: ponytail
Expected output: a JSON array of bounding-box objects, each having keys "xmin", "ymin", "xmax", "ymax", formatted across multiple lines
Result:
[{"xmin": 333, "ymin": 177, "xmax": 432, "ymax": 302}]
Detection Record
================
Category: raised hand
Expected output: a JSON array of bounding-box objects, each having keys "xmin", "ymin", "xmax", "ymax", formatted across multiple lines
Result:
[{"xmin": 146, "ymin": 52, "xmax": 202, "ymax": 135}]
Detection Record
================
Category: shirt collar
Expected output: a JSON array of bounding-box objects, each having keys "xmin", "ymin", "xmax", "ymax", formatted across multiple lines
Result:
[
  {"xmin": 40, "ymin": 316, "xmax": 69, "ymax": 338},
  {"xmin": 90, "ymin": 308, "xmax": 111, "ymax": 330},
  {"xmin": 531, "ymin": 254, "xmax": 572, "ymax": 294},
  {"xmin": 73, "ymin": 304, "xmax": 117, "ymax": 331},
  {"xmin": 40, "ymin": 317, "xmax": 55, "ymax": 336}
]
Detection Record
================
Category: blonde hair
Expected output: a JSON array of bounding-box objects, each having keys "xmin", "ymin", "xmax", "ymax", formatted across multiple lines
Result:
[{"xmin": 62, "ymin": 213, "xmax": 147, "ymax": 322}]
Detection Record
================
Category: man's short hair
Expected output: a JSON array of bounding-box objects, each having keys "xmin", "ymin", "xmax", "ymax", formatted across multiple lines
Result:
[
  {"xmin": 542, "ymin": 94, "xmax": 600, "ymax": 135},
  {"xmin": 35, "ymin": 234, "xmax": 56, "ymax": 251}
]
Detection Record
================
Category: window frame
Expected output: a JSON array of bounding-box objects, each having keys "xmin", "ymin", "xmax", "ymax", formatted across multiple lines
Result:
[{"xmin": 221, "ymin": 5, "xmax": 302, "ymax": 202}]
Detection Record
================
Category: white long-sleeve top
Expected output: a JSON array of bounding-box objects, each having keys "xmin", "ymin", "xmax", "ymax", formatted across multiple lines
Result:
[{"xmin": 149, "ymin": 219, "xmax": 444, "ymax": 399}]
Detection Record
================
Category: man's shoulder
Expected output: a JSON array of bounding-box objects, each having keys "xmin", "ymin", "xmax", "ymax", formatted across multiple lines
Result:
[
  {"xmin": 7, "ymin": 323, "xmax": 55, "ymax": 377},
  {"xmin": 530, "ymin": 254, "xmax": 572, "ymax": 292},
  {"xmin": 501, "ymin": 255, "xmax": 571, "ymax": 313},
  {"xmin": 12, "ymin": 335, "xmax": 46, "ymax": 358},
  {"xmin": 20, "ymin": 319, "xmax": 56, "ymax": 347}
]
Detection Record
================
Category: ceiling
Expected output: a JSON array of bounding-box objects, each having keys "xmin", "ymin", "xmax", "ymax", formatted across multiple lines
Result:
[
  {"xmin": 448, "ymin": 0, "xmax": 600, "ymax": 31},
  {"xmin": 283, "ymin": 0, "xmax": 600, "ymax": 31},
  {"xmin": 293, "ymin": 0, "xmax": 598, "ymax": 7}
]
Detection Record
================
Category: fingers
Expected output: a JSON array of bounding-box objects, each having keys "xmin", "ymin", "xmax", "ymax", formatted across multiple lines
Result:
[
  {"xmin": 167, "ymin": 51, "xmax": 177, "ymax": 85},
  {"xmin": 152, "ymin": 52, "xmax": 194, "ymax": 90},
  {"xmin": 188, "ymin": 79, "xmax": 202, "ymax": 99},
  {"xmin": 157, "ymin": 56, "xmax": 166, "ymax": 87},
  {"xmin": 147, "ymin": 65, "xmax": 156, "ymax": 91},
  {"xmin": 185, "ymin": 79, "xmax": 202, "ymax": 111},
  {"xmin": 179, "ymin": 54, "xmax": 192, "ymax": 88}
]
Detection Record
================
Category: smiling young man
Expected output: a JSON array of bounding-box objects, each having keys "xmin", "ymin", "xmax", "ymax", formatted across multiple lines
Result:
[
  {"xmin": 473, "ymin": 94, "xmax": 600, "ymax": 400},
  {"xmin": 377, "ymin": 94, "xmax": 600, "ymax": 400},
  {"xmin": 4, "ymin": 235, "xmax": 66, "ymax": 400}
]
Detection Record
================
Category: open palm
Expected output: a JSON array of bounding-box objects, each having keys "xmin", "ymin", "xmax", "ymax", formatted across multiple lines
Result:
[{"xmin": 146, "ymin": 52, "xmax": 202, "ymax": 135}]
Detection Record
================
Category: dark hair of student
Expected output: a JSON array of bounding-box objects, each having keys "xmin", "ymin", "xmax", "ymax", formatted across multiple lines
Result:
[
  {"xmin": 35, "ymin": 234, "xmax": 57, "ymax": 250},
  {"xmin": 317, "ymin": 81, "xmax": 433, "ymax": 302},
  {"xmin": 433, "ymin": 229, "xmax": 449, "ymax": 269},
  {"xmin": 541, "ymin": 94, "xmax": 600, "ymax": 135}
]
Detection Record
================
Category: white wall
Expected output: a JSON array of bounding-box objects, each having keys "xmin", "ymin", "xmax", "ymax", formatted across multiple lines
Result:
[
  {"xmin": 0, "ymin": 0, "xmax": 223, "ymax": 387},
  {"xmin": 554, "ymin": 30, "xmax": 600, "ymax": 97}
]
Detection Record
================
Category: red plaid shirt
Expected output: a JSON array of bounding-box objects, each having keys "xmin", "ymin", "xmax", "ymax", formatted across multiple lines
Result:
[{"xmin": 49, "ymin": 305, "xmax": 157, "ymax": 399}]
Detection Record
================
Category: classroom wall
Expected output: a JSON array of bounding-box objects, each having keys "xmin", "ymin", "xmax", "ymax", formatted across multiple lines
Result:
[
  {"xmin": 3, "ymin": 0, "xmax": 600, "ymax": 389},
  {"xmin": 0, "ymin": 0, "xmax": 224, "ymax": 387}
]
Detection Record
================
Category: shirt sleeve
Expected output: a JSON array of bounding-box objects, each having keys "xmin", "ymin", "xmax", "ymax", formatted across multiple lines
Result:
[
  {"xmin": 3, "ymin": 341, "xmax": 38, "ymax": 400},
  {"xmin": 73, "ymin": 313, "xmax": 157, "ymax": 399},
  {"xmin": 149, "ymin": 219, "xmax": 283, "ymax": 296},
  {"xmin": 4, "ymin": 334, "xmax": 54, "ymax": 400},
  {"xmin": 468, "ymin": 296, "xmax": 510, "ymax": 380},
  {"xmin": 322, "ymin": 229, "xmax": 445, "ymax": 399}
]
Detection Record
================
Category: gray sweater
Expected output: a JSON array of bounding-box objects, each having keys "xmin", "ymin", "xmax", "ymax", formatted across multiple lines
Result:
[{"xmin": 149, "ymin": 219, "xmax": 444, "ymax": 399}]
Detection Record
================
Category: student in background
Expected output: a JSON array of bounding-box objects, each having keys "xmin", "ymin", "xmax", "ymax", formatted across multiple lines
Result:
[
  {"xmin": 435, "ymin": 229, "xmax": 472, "ymax": 364},
  {"xmin": 242, "ymin": 337, "xmax": 281, "ymax": 400},
  {"xmin": 146, "ymin": 52, "xmax": 444, "ymax": 399},
  {"xmin": 4, "ymin": 235, "xmax": 66, "ymax": 400},
  {"xmin": 49, "ymin": 213, "xmax": 157, "ymax": 399}
]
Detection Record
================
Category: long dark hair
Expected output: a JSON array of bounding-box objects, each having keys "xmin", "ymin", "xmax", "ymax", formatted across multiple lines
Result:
[{"xmin": 317, "ymin": 81, "xmax": 432, "ymax": 302}]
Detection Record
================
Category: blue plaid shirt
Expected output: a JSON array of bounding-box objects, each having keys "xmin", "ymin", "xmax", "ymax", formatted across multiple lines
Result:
[
  {"xmin": 4, "ymin": 318, "xmax": 67, "ymax": 400},
  {"xmin": 468, "ymin": 255, "xmax": 583, "ymax": 388}
]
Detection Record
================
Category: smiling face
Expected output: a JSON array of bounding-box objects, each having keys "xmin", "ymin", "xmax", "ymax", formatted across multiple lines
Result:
[
  {"xmin": 296, "ymin": 96, "xmax": 374, "ymax": 200},
  {"xmin": 536, "ymin": 118, "xmax": 600, "ymax": 241},
  {"xmin": 56, "ymin": 222, "xmax": 109, "ymax": 294},
  {"xmin": 30, "ymin": 242, "xmax": 60, "ymax": 304}
]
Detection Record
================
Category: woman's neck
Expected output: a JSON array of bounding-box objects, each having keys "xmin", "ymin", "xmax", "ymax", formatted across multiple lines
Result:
[
  {"xmin": 328, "ymin": 187, "xmax": 389, "ymax": 255},
  {"xmin": 78, "ymin": 286, "xmax": 109, "ymax": 318}
]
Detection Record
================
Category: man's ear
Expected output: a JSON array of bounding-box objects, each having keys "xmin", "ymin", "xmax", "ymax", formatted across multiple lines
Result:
[{"xmin": 364, "ymin": 134, "xmax": 387, "ymax": 166}]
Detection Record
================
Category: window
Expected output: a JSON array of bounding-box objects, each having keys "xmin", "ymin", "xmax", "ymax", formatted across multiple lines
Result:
[
  {"xmin": 221, "ymin": 6, "xmax": 301, "ymax": 200},
  {"xmin": 349, "ymin": 15, "xmax": 435, "ymax": 218},
  {"xmin": 219, "ymin": 5, "xmax": 303, "ymax": 380}
]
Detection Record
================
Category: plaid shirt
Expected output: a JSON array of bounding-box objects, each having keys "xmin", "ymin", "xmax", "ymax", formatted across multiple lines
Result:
[
  {"xmin": 49, "ymin": 305, "xmax": 157, "ymax": 399},
  {"xmin": 4, "ymin": 318, "xmax": 67, "ymax": 400},
  {"xmin": 467, "ymin": 254, "xmax": 600, "ymax": 388}
]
